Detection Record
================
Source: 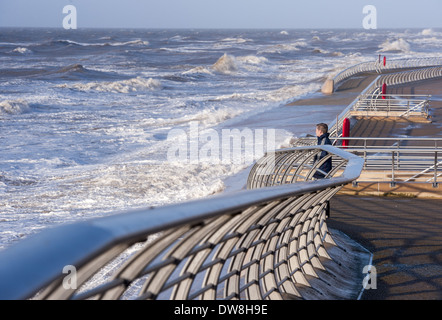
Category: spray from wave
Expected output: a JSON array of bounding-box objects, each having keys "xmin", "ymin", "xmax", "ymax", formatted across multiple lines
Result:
[
  {"xmin": 211, "ymin": 53, "xmax": 238, "ymax": 74},
  {"xmin": 0, "ymin": 99, "xmax": 30, "ymax": 115},
  {"xmin": 378, "ymin": 38, "xmax": 411, "ymax": 53},
  {"xmin": 258, "ymin": 41, "xmax": 308, "ymax": 54},
  {"xmin": 421, "ymin": 28, "xmax": 436, "ymax": 36},
  {"xmin": 184, "ymin": 54, "xmax": 267, "ymax": 76}
]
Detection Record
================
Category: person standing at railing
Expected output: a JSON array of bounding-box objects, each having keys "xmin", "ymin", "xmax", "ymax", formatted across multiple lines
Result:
[
  {"xmin": 313, "ymin": 123, "xmax": 332, "ymax": 218},
  {"xmin": 313, "ymin": 123, "xmax": 332, "ymax": 179}
]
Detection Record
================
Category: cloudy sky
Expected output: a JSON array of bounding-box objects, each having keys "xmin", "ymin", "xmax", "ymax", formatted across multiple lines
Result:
[{"xmin": 0, "ymin": 0, "xmax": 441, "ymax": 29}]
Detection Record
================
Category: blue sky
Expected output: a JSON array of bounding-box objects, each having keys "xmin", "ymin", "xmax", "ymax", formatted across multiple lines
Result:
[{"xmin": 0, "ymin": 0, "xmax": 441, "ymax": 29}]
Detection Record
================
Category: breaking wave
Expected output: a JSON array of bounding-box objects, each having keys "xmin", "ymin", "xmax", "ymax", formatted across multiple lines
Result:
[
  {"xmin": 220, "ymin": 37, "xmax": 250, "ymax": 43},
  {"xmin": 236, "ymin": 55, "xmax": 268, "ymax": 65},
  {"xmin": 184, "ymin": 54, "xmax": 267, "ymax": 76},
  {"xmin": 57, "ymin": 77, "xmax": 162, "ymax": 93},
  {"xmin": 51, "ymin": 39, "xmax": 149, "ymax": 47},
  {"xmin": 182, "ymin": 66, "xmax": 213, "ymax": 76},
  {"xmin": 421, "ymin": 28, "xmax": 436, "ymax": 36},
  {"xmin": 143, "ymin": 106, "xmax": 244, "ymax": 129},
  {"xmin": 258, "ymin": 41, "xmax": 308, "ymax": 54},
  {"xmin": 12, "ymin": 47, "xmax": 32, "ymax": 54},
  {"xmin": 55, "ymin": 64, "xmax": 86, "ymax": 74},
  {"xmin": 211, "ymin": 53, "xmax": 238, "ymax": 74},
  {"xmin": 0, "ymin": 99, "xmax": 30, "ymax": 115},
  {"xmin": 378, "ymin": 38, "xmax": 411, "ymax": 53}
]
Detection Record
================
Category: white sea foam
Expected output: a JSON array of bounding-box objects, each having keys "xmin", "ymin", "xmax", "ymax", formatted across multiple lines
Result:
[
  {"xmin": 236, "ymin": 55, "xmax": 268, "ymax": 65},
  {"xmin": 378, "ymin": 38, "xmax": 411, "ymax": 53},
  {"xmin": 220, "ymin": 37, "xmax": 250, "ymax": 43},
  {"xmin": 258, "ymin": 41, "xmax": 308, "ymax": 54},
  {"xmin": 111, "ymin": 39, "xmax": 149, "ymax": 46},
  {"xmin": 412, "ymin": 36, "xmax": 442, "ymax": 48},
  {"xmin": 12, "ymin": 47, "xmax": 32, "ymax": 54},
  {"xmin": 185, "ymin": 55, "xmax": 267, "ymax": 76},
  {"xmin": 142, "ymin": 106, "xmax": 245, "ymax": 129},
  {"xmin": 421, "ymin": 28, "xmax": 435, "ymax": 36},
  {"xmin": 182, "ymin": 66, "xmax": 213, "ymax": 75},
  {"xmin": 57, "ymin": 77, "xmax": 162, "ymax": 93},
  {"xmin": 57, "ymin": 39, "xmax": 149, "ymax": 47},
  {"xmin": 265, "ymin": 83, "xmax": 321, "ymax": 102},
  {"xmin": 0, "ymin": 99, "xmax": 30, "ymax": 114}
]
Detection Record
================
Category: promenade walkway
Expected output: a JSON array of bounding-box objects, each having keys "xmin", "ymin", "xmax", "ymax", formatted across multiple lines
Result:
[
  {"xmin": 288, "ymin": 75, "xmax": 442, "ymax": 300},
  {"xmin": 328, "ymin": 195, "xmax": 442, "ymax": 300}
]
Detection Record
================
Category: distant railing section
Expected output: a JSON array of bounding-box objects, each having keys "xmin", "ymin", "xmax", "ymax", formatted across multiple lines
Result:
[
  {"xmin": 331, "ymin": 57, "xmax": 442, "ymax": 91},
  {"xmin": 292, "ymin": 137, "xmax": 442, "ymax": 187},
  {"xmin": 328, "ymin": 65, "xmax": 442, "ymax": 137},
  {"xmin": 364, "ymin": 66, "xmax": 442, "ymax": 96},
  {"xmin": 351, "ymin": 94, "xmax": 430, "ymax": 118},
  {"xmin": 335, "ymin": 137, "xmax": 442, "ymax": 187},
  {"xmin": 0, "ymin": 145, "xmax": 363, "ymax": 300}
]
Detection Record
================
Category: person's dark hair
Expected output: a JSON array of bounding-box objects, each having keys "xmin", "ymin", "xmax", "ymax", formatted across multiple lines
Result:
[{"xmin": 316, "ymin": 123, "xmax": 328, "ymax": 134}]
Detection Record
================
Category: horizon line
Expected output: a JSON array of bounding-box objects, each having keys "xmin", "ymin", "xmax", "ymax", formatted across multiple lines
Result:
[{"xmin": 1, "ymin": 26, "xmax": 440, "ymax": 30}]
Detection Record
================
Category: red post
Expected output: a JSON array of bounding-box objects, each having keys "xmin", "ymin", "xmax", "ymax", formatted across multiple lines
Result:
[
  {"xmin": 342, "ymin": 118, "xmax": 350, "ymax": 148},
  {"xmin": 382, "ymin": 83, "xmax": 387, "ymax": 99},
  {"xmin": 383, "ymin": 56, "xmax": 387, "ymax": 67}
]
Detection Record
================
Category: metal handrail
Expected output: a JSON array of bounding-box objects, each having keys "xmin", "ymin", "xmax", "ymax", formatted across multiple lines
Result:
[
  {"xmin": 352, "ymin": 95, "xmax": 431, "ymax": 118},
  {"xmin": 332, "ymin": 137, "xmax": 442, "ymax": 147},
  {"xmin": 294, "ymin": 137, "xmax": 442, "ymax": 150},
  {"xmin": 328, "ymin": 76, "xmax": 380, "ymax": 137},
  {"xmin": 291, "ymin": 137, "xmax": 442, "ymax": 186},
  {"xmin": 335, "ymin": 137, "xmax": 442, "ymax": 185},
  {"xmin": 332, "ymin": 57, "xmax": 442, "ymax": 90},
  {"xmin": 0, "ymin": 145, "xmax": 363, "ymax": 300}
]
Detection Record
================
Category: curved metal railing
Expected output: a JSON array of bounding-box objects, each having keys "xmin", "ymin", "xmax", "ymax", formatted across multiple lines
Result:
[
  {"xmin": 368, "ymin": 66, "xmax": 442, "ymax": 93},
  {"xmin": 332, "ymin": 57, "xmax": 442, "ymax": 91},
  {"xmin": 0, "ymin": 145, "xmax": 363, "ymax": 300}
]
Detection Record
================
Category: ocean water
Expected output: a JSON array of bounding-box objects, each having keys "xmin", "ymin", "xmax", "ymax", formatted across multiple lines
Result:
[{"xmin": 1, "ymin": 28, "xmax": 441, "ymax": 250}]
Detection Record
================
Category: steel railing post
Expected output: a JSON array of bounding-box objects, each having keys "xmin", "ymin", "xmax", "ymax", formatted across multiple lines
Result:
[
  {"xmin": 434, "ymin": 151, "xmax": 439, "ymax": 188},
  {"xmin": 363, "ymin": 139, "xmax": 367, "ymax": 169},
  {"xmin": 391, "ymin": 151, "xmax": 396, "ymax": 187}
]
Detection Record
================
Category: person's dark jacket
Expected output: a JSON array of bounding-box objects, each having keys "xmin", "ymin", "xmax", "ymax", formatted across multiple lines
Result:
[{"xmin": 313, "ymin": 132, "xmax": 332, "ymax": 179}]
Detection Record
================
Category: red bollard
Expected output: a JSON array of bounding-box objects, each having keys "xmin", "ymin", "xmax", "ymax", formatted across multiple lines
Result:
[
  {"xmin": 383, "ymin": 56, "xmax": 387, "ymax": 67},
  {"xmin": 382, "ymin": 83, "xmax": 387, "ymax": 99},
  {"xmin": 342, "ymin": 118, "xmax": 350, "ymax": 148}
]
